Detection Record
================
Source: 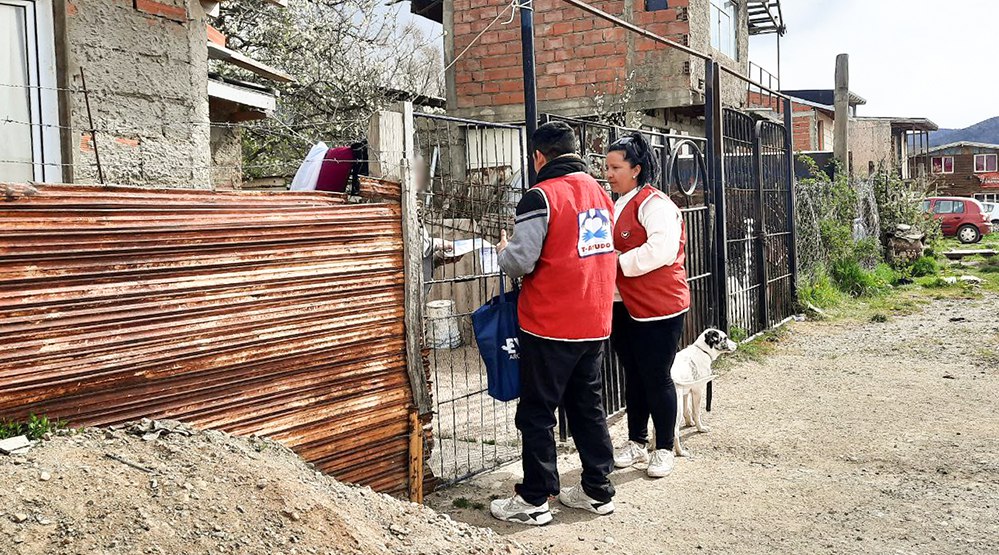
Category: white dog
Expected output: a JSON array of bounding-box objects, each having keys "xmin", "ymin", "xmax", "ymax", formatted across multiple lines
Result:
[{"xmin": 671, "ymin": 329, "xmax": 737, "ymax": 457}]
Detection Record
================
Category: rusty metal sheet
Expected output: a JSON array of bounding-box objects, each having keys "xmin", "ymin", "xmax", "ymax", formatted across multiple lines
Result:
[{"xmin": 0, "ymin": 183, "xmax": 415, "ymax": 495}]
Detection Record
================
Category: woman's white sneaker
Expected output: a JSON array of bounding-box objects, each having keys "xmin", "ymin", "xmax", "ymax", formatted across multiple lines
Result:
[
  {"xmin": 489, "ymin": 494, "xmax": 553, "ymax": 526},
  {"xmin": 613, "ymin": 441, "xmax": 650, "ymax": 468},
  {"xmin": 558, "ymin": 485, "xmax": 615, "ymax": 515},
  {"xmin": 647, "ymin": 449, "xmax": 676, "ymax": 478}
]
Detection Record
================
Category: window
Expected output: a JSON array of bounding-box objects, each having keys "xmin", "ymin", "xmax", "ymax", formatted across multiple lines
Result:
[
  {"xmin": 974, "ymin": 153, "xmax": 997, "ymax": 173},
  {"xmin": 0, "ymin": 0, "xmax": 61, "ymax": 182},
  {"xmin": 710, "ymin": 0, "xmax": 738, "ymax": 60},
  {"xmin": 975, "ymin": 193, "xmax": 999, "ymax": 204},
  {"xmin": 933, "ymin": 200, "xmax": 964, "ymax": 214},
  {"xmin": 646, "ymin": 0, "xmax": 669, "ymax": 10},
  {"xmin": 931, "ymin": 156, "xmax": 954, "ymax": 174}
]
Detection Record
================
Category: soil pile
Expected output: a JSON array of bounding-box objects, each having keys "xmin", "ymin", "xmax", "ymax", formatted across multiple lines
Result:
[{"xmin": 0, "ymin": 420, "xmax": 532, "ymax": 555}]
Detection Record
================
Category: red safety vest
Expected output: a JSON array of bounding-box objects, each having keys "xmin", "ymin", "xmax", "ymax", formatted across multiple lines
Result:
[
  {"xmin": 614, "ymin": 186, "xmax": 690, "ymax": 321},
  {"xmin": 519, "ymin": 172, "xmax": 617, "ymax": 341}
]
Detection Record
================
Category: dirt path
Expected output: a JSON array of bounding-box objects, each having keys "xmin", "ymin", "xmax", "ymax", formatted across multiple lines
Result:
[{"xmin": 428, "ymin": 293, "xmax": 999, "ymax": 555}]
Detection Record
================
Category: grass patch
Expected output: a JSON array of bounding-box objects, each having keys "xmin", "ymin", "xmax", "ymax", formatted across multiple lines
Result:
[
  {"xmin": 865, "ymin": 294, "xmax": 926, "ymax": 316},
  {"xmin": 870, "ymin": 313, "xmax": 889, "ymax": 323},
  {"xmin": 829, "ymin": 260, "xmax": 897, "ymax": 297},
  {"xmin": 799, "ymin": 272, "xmax": 847, "ymax": 310},
  {"xmin": 452, "ymin": 497, "xmax": 484, "ymax": 510},
  {"xmin": 723, "ymin": 325, "xmax": 792, "ymax": 366},
  {"xmin": 0, "ymin": 414, "xmax": 67, "ymax": 441}
]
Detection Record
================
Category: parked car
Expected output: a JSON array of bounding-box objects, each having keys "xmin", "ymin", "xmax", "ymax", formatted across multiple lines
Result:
[
  {"xmin": 920, "ymin": 196, "xmax": 992, "ymax": 244},
  {"xmin": 982, "ymin": 201, "xmax": 999, "ymax": 232}
]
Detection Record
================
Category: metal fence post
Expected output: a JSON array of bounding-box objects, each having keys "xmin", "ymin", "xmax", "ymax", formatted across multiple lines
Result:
[
  {"xmin": 520, "ymin": 2, "xmax": 539, "ymax": 187},
  {"xmin": 752, "ymin": 122, "xmax": 770, "ymax": 330},
  {"xmin": 705, "ymin": 61, "xmax": 728, "ymax": 333},
  {"xmin": 783, "ymin": 97, "xmax": 799, "ymax": 304}
]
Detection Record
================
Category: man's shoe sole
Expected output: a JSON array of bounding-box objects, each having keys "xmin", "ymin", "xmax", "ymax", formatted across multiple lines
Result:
[
  {"xmin": 614, "ymin": 456, "xmax": 649, "ymax": 468},
  {"xmin": 558, "ymin": 492, "xmax": 615, "ymax": 515},
  {"xmin": 647, "ymin": 466, "xmax": 674, "ymax": 478},
  {"xmin": 490, "ymin": 508, "xmax": 553, "ymax": 526}
]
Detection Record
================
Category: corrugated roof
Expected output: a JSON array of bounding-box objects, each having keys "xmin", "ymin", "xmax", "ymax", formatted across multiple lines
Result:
[{"xmin": 918, "ymin": 141, "xmax": 999, "ymax": 155}]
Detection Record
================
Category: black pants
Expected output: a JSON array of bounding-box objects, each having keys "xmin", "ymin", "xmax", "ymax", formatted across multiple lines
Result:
[
  {"xmin": 514, "ymin": 331, "xmax": 615, "ymax": 507},
  {"xmin": 611, "ymin": 303, "xmax": 685, "ymax": 450}
]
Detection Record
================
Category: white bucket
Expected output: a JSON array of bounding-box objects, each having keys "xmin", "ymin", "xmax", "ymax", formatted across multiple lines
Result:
[{"xmin": 426, "ymin": 300, "xmax": 462, "ymax": 349}]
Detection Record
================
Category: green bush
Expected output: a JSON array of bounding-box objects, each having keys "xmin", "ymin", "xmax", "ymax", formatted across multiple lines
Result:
[
  {"xmin": 798, "ymin": 271, "xmax": 845, "ymax": 309},
  {"xmin": 909, "ymin": 256, "xmax": 940, "ymax": 278},
  {"xmin": 729, "ymin": 326, "xmax": 749, "ymax": 343},
  {"xmin": 830, "ymin": 259, "xmax": 895, "ymax": 297},
  {"xmin": 871, "ymin": 169, "xmax": 942, "ymax": 244}
]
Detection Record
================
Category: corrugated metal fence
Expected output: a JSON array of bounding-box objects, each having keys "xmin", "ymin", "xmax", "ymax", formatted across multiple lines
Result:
[{"xmin": 0, "ymin": 183, "xmax": 416, "ymax": 494}]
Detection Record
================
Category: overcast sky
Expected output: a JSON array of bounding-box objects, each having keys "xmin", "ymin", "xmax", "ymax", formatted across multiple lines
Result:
[
  {"xmin": 397, "ymin": 1, "xmax": 996, "ymax": 130},
  {"xmin": 749, "ymin": 0, "xmax": 996, "ymax": 129}
]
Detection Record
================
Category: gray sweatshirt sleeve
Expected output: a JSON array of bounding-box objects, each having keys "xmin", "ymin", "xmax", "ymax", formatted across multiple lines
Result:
[{"xmin": 498, "ymin": 189, "xmax": 549, "ymax": 279}]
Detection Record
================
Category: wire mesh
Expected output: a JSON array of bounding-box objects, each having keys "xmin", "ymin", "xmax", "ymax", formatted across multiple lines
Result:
[{"xmin": 413, "ymin": 112, "xmax": 526, "ymax": 485}]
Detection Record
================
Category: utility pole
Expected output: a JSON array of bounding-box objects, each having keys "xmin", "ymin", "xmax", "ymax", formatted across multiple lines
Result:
[{"xmin": 834, "ymin": 54, "xmax": 850, "ymax": 173}]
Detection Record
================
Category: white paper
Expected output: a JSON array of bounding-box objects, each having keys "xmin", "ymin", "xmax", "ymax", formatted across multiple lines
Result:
[
  {"xmin": 451, "ymin": 238, "xmax": 490, "ymax": 258},
  {"xmin": 479, "ymin": 246, "xmax": 499, "ymax": 274}
]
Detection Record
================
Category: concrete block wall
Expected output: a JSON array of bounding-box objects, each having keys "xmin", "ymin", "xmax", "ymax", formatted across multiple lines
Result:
[
  {"xmin": 448, "ymin": 0, "xmax": 749, "ymax": 123},
  {"xmin": 849, "ymin": 118, "xmax": 893, "ymax": 177},
  {"xmin": 63, "ymin": 0, "xmax": 211, "ymax": 187}
]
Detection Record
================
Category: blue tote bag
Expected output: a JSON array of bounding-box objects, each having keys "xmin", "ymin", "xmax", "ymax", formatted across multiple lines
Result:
[{"xmin": 471, "ymin": 273, "xmax": 521, "ymax": 402}]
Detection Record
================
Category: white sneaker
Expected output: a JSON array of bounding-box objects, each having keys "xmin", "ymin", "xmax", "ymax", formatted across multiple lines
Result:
[
  {"xmin": 489, "ymin": 494, "xmax": 553, "ymax": 526},
  {"xmin": 613, "ymin": 441, "xmax": 649, "ymax": 468},
  {"xmin": 647, "ymin": 449, "xmax": 675, "ymax": 478},
  {"xmin": 558, "ymin": 485, "xmax": 615, "ymax": 515}
]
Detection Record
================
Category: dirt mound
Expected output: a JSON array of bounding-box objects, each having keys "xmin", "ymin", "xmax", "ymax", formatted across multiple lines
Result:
[{"xmin": 0, "ymin": 420, "xmax": 530, "ymax": 555}]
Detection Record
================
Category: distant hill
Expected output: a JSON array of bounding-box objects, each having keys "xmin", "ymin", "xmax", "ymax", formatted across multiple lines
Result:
[{"xmin": 929, "ymin": 116, "xmax": 999, "ymax": 147}]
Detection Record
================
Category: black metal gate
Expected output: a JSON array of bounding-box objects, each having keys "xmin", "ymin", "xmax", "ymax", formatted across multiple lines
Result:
[
  {"xmin": 721, "ymin": 109, "xmax": 796, "ymax": 339},
  {"xmin": 543, "ymin": 115, "xmax": 715, "ymax": 425}
]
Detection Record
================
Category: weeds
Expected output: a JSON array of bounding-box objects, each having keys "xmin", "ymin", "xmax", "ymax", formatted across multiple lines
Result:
[
  {"xmin": 0, "ymin": 414, "xmax": 68, "ymax": 441},
  {"xmin": 452, "ymin": 497, "xmax": 485, "ymax": 510}
]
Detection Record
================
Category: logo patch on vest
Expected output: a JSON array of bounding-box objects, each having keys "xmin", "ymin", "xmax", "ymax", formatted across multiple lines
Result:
[
  {"xmin": 621, "ymin": 230, "xmax": 631, "ymax": 239},
  {"xmin": 577, "ymin": 209, "xmax": 613, "ymax": 258}
]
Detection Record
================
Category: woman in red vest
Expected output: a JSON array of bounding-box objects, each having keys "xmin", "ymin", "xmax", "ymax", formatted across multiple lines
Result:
[{"xmin": 605, "ymin": 132, "xmax": 690, "ymax": 478}]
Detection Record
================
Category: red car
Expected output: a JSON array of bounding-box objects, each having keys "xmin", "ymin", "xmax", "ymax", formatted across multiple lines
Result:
[{"xmin": 921, "ymin": 196, "xmax": 992, "ymax": 244}]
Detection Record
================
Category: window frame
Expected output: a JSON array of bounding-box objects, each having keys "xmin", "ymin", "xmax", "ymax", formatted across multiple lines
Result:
[
  {"xmin": 931, "ymin": 156, "xmax": 954, "ymax": 175},
  {"xmin": 974, "ymin": 153, "xmax": 998, "ymax": 173},
  {"xmin": 0, "ymin": 0, "xmax": 61, "ymax": 183},
  {"xmin": 709, "ymin": 0, "xmax": 739, "ymax": 61},
  {"xmin": 974, "ymin": 193, "xmax": 999, "ymax": 204}
]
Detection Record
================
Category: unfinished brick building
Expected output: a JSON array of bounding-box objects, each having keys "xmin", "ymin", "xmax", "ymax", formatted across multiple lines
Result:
[{"xmin": 408, "ymin": 0, "xmax": 787, "ymax": 130}]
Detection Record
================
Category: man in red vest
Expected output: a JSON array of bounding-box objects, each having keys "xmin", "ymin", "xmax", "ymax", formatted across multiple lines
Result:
[{"xmin": 491, "ymin": 122, "xmax": 617, "ymax": 525}]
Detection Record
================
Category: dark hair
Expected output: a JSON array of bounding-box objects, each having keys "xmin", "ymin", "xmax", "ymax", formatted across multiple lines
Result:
[
  {"xmin": 532, "ymin": 121, "xmax": 579, "ymax": 161},
  {"xmin": 608, "ymin": 132, "xmax": 657, "ymax": 187}
]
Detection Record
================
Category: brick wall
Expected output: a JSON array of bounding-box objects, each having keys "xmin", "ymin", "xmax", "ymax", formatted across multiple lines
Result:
[{"xmin": 449, "ymin": 0, "xmax": 714, "ymax": 122}]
